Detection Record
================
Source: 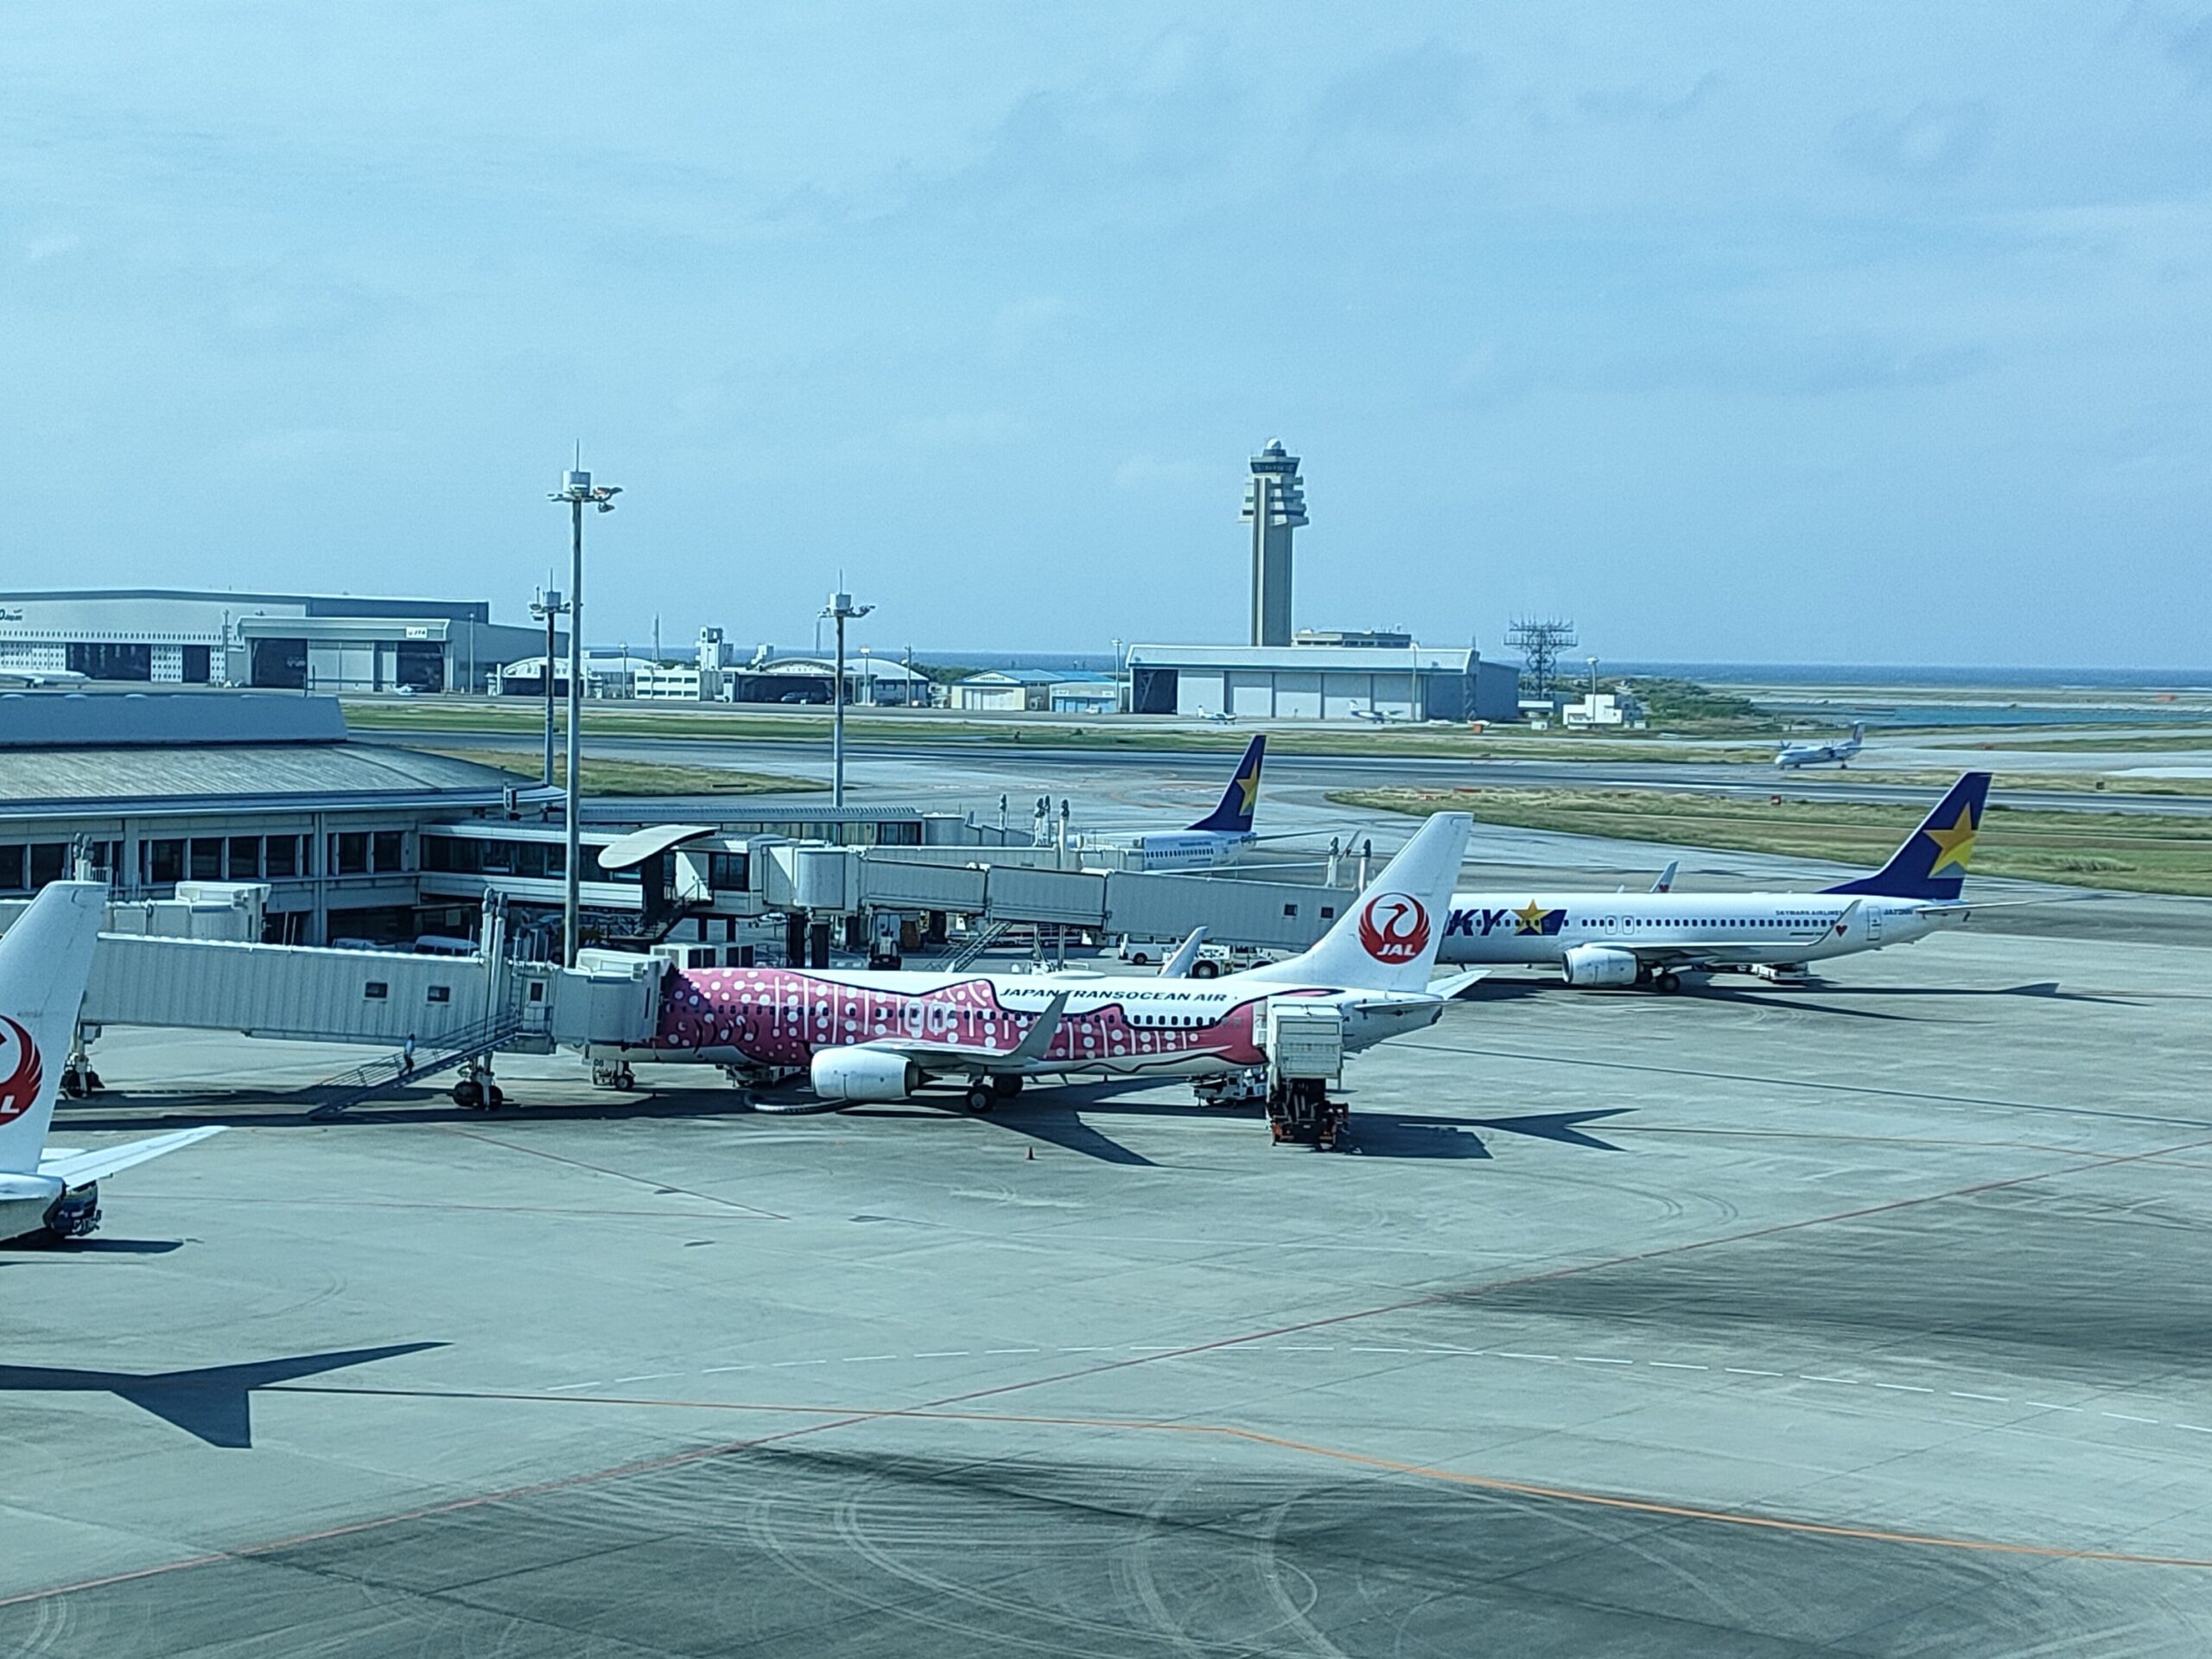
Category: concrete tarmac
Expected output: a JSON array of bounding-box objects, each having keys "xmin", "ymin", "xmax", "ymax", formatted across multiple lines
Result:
[{"xmin": 5, "ymin": 905, "xmax": 2212, "ymax": 1652}]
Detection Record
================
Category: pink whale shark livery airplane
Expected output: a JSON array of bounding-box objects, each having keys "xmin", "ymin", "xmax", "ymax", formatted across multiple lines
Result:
[{"xmin": 595, "ymin": 812, "xmax": 1476, "ymax": 1118}]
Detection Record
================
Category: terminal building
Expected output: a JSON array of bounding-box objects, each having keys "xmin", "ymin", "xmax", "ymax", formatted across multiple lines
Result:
[
  {"xmin": 0, "ymin": 588, "xmax": 550, "ymax": 694},
  {"xmin": 0, "ymin": 693, "xmax": 992, "ymax": 950}
]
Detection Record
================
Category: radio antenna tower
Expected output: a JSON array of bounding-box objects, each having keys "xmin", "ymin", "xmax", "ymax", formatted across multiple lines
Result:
[{"xmin": 1506, "ymin": 617, "xmax": 1579, "ymax": 702}]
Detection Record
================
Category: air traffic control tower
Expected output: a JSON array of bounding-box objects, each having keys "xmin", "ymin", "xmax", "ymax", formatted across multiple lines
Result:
[{"xmin": 1242, "ymin": 438, "xmax": 1307, "ymax": 648}]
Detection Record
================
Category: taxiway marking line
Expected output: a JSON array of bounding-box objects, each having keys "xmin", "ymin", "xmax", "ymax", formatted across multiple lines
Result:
[
  {"xmin": 435, "ymin": 1125, "xmax": 787, "ymax": 1220},
  {"xmin": 20, "ymin": 1133, "xmax": 2209, "ymax": 1612},
  {"xmin": 194, "ymin": 1384, "xmax": 2212, "ymax": 1575}
]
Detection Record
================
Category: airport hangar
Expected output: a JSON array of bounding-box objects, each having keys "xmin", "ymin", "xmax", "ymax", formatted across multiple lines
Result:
[
  {"xmin": 0, "ymin": 588, "xmax": 550, "ymax": 695},
  {"xmin": 1128, "ymin": 635, "xmax": 1522, "ymax": 722}
]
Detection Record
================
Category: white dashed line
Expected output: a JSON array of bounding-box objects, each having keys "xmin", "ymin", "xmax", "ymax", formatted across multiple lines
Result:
[
  {"xmin": 1351, "ymin": 1345, "xmax": 1413, "ymax": 1354},
  {"xmin": 2176, "ymin": 1424, "xmax": 2212, "ymax": 1434},
  {"xmin": 1950, "ymin": 1391, "xmax": 2008, "ymax": 1402},
  {"xmin": 1276, "ymin": 1344, "xmax": 1337, "ymax": 1352},
  {"xmin": 1128, "ymin": 1344, "xmax": 1183, "ymax": 1352},
  {"xmin": 1872, "ymin": 1382, "xmax": 1934, "ymax": 1394},
  {"xmin": 986, "ymin": 1348, "xmax": 1040, "ymax": 1355},
  {"xmin": 1799, "ymin": 1375, "xmax": 1857, "ymax": 1386},
  {"xmin": 1648, "ymin": 1361, "xmax": 1708, "ymax": 1371},
  {"xmin": 914, "ymin": 1351, "xmax": 969, "ymax": 1358},
  {"xmin": 1726, "ymin": 1368, "xmax": 1783, "ymax": 1378},
  {"xmin": 842, "ymin": 1355, "xmax": 896, "ymax": 1363},
  {"xmin": 1058, "ymin": 1346, "xmax": 1112, "ymax": 1352},
  {"xmin": 1496, "ymin": 1351, "xmax": 1559, "ymax": 1362},
  {"xmin": 1573, "ymin": 1357, "xmax": 1633, "ymax": 1366},
  {"xmin": 2103, "ymin": 1411, "xmax": 2158, "ymax": 1424},
  {"xmin": 2027, "ymin": 1402, "xmax": 2082, "ymax": 1413},
  {"xmin": 613, "ymin": 1373, "xmax": 676, "ymax": 1385},
  {"xmin": 772, "ymin": 1358, "xmax": 827, "ymax": 1368},
  {"xmin": 702, "ymin": 1364, "xmax": 752, "ymax": 1374},
  {"xmin": 544, "ymin": 1381, "xmax": 602, "ymax": 1393}
]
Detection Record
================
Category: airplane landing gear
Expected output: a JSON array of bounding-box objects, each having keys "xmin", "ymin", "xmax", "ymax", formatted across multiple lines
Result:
[
  {"xmin": 1652, "ymin": 969, "xmax": 1683, "ymax": 995},
  {"xmin": 452, "ymin": 1062, "xmax": 506, "ymax": 1110},
  {"xmin": 964, "ymin": 1082, "xmax": 996, "ymax": 1114}
]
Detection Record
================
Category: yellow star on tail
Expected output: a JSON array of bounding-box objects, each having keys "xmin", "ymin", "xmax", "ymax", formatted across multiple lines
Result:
[
  {"xmin": 1923, "ymin": 804, "xmax": 1979, "ymax": 874},
  {"xmin": 1514, "ymin": 900, "xmax": 1549, "ymax": 934},
  {"xmin": 1235, "ymin": 766, "xmax": 1260, "ymax": 813}
]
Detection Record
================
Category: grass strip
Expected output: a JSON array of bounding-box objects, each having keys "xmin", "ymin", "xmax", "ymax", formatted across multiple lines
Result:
[{"xmin": 1331, "ymin": 786, "xmax": 2212, "ymax": 897}]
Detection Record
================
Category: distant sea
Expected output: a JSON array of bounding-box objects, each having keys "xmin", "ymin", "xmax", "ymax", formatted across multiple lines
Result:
[{"xmin": 906, "ymin": 652, "xmax": 2212, "ymax": 690}]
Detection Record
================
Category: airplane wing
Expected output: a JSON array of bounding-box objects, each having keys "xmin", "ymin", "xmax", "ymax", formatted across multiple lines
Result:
[
  {"xmin": 851, "ymin": 993, "xmax": 1074, "ymax": 1075},
  {"xmin": 39, "ymin": 1126, "xmax": 226, "ymax": 1188},
  {"xmin": 1427, "ymin": 969, "xmax": 1491, "ymax": 1000}
]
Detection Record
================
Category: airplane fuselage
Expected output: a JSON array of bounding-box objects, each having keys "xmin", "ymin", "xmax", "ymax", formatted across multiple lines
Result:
[
  {"xmin": 616, "ymin": 963, "xmax": 1438, "ymax": 1080},
  {"xmin": 1123, "ymin": 830, "xmax": 1255, "ymax": 871},
  {"xmin": 1437, "ymin": 892, "xmax": 1962, "ymax": 969}
]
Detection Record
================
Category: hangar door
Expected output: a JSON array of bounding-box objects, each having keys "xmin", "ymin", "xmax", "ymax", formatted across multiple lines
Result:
[
  {"xmin": 1272, "ymin": 671, "xmax": 1322, "ymax": 719},
  {"xmin": 1229, "ymin": 673, "xmax": 1274, "ymax": 718}
]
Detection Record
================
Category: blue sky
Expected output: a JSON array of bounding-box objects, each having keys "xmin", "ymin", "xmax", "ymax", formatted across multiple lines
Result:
[{"xmin": 6, "ymin": 5, "xmax": 2209, "ymax": 666}]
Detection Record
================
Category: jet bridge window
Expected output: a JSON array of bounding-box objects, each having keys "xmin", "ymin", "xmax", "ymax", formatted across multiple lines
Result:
[
  {"xmin": 363, "ymin": 982, "xmax": 389, "ymax": 1001},
  {"xmin": 427, "ymin": 985, "xmax": 452, "ymax": 1004}
]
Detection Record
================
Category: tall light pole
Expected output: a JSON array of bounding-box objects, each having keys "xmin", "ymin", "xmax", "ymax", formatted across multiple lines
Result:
[
  {"xmin": 550, "ymin": 465, "xmax": 620, "ymax": 965},
  {"xmin": 529, "ymin": 584, "xmax": 568, "ymax": 786},
  {"xmin": 820, "ymin": 588, "xmax": 873, "ymax": 809}
]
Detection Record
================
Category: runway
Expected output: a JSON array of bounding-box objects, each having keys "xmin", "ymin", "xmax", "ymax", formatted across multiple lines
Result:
[
  {"xmin": 7, "ymin": 903, "xmax": 2212, "ymax": 1653},
  {"xmin": 400, "ymin": 725, "xmax": 2212, "ymax": 819}
]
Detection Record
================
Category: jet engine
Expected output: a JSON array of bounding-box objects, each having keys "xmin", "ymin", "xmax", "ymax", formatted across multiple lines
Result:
[
  {"xmin": 1560, "ymin": 945, "xmax": 1640, "ymax": 988},
  {"xmin": 810, "ymin": 1046, "xmax": 925, "ymax": 1103}
]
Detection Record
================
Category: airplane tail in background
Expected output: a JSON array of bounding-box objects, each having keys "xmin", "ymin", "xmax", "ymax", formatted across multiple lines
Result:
[
  {"xmin": 1186, "ymin": 735, "xmax": 1266, "ymax": 834},
  {"xmin": 1243, "ymin": 812, "xmax": 1471, "ymax": 993},
  {"xmin": 1848, "ymin": 721, "xmax": 1866, "ymax": 745},
  {"xmin": 1826, "ymin": 772, "xmax": 1990, "ymax": 901},
  {"xmin": 0, "ymin": 881, "xmax": 106, "ymax": 1175}
]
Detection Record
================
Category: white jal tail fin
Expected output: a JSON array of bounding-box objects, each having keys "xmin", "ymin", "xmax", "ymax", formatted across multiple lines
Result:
[
  {"xmin": 1243, "ymin": 812, "xmax": 1471, "ymax": 993},
  {"xmin": 0, "ymin": 881, "xmax": 106, "ymax": 1175}
]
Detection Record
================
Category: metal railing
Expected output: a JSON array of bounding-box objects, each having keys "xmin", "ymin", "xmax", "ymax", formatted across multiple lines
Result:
[{"xmin": 307, "ymin": 1012, "xmax": 526, "ymax": 1120}]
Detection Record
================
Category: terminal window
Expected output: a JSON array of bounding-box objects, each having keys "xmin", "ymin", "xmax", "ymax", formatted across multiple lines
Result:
[
  {"xmin": 227, "ymin": 837, "xmax": 260, "ymax": 880},
  {"xmin": 145, "ymin": 839, "xmax": 186, "ymax": 885},
  {"xmin": 331, "ymin": 833, "xmax": 370, "ymax": 876},
  {"xmin": 189, "ymin": 840, "xmax": 221, "ymax": 881},
  {"xmin": 0, "ymin": 846, "xmax": 25, "ymax": 892},
  {"xmin": 372, "ymin": 831, "xmax": 405, "ymax": 873},
  {"xmin": 265, "ymin": 836, "xmax": 300, "ymax": 879}
]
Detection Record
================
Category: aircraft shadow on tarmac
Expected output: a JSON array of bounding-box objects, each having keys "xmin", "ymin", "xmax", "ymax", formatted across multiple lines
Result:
[
  {"xmin": 0, "ymin": 1342, "xmax": 444, "ymax": 1447},
  {"xmin": 53, "ymin": 1080, "xmax": 1641, "ymax": 1165}
]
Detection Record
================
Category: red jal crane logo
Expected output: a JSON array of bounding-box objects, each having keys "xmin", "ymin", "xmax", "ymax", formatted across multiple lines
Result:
[
  {"xmin": 0, "ymin": 1016, "xmax": 42, "ymax": 1124},
  {"xmin": 1357, "ymin": 892, "xmax": 1430, "ymax": 964}
]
